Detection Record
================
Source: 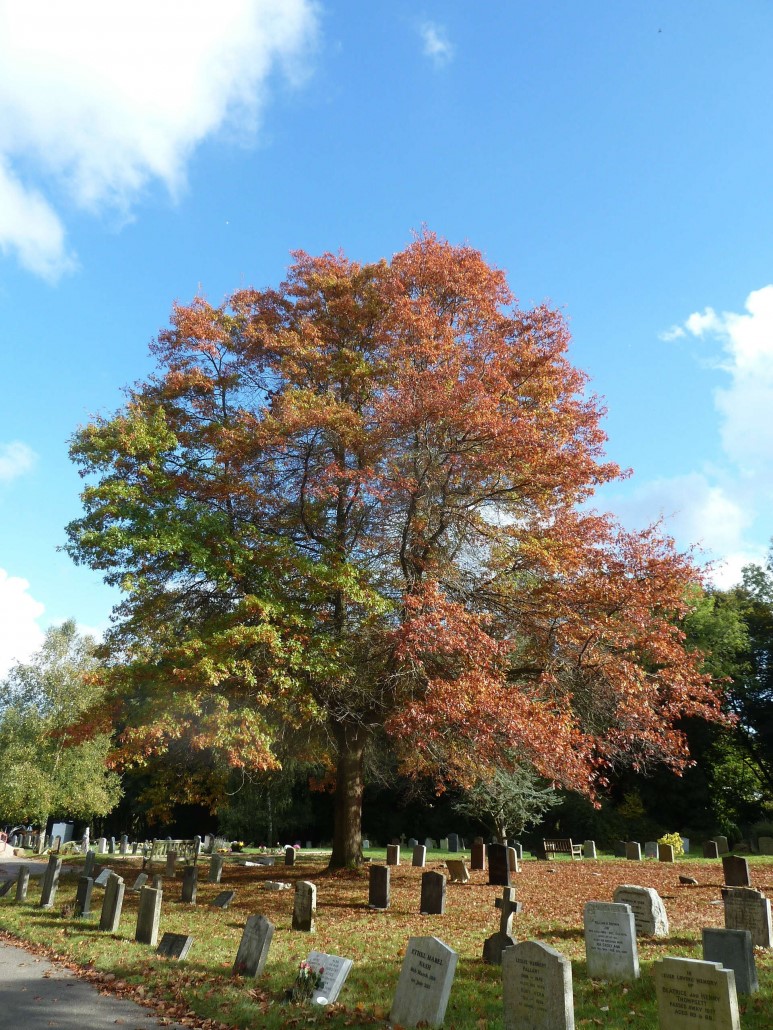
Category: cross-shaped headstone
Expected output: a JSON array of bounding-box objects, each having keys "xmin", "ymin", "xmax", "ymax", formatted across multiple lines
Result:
[{"xmin": 495, "ymin": 886, "xmax": 522, "ymax": 936}]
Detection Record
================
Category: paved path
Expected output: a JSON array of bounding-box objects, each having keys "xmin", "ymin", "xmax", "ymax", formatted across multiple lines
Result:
[{"xmin": 0, "ymin": 940, "xmax": 189, "ymax": 1030}]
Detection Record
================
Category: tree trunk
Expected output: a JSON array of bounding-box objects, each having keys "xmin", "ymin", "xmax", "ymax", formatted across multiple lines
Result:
[{"xmin": 328, "ymin": 722, "xmax": 369, "ymax": 869}]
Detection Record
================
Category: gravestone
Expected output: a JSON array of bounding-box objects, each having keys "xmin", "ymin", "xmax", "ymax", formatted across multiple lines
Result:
[
  {"xmin": 758, "ymin": 836, "xmax": 773, "ymax": 855},
  {"xmin": 74, "ymin": 876, "xmax": 94, "ymax": 918},
  {"xmin": 292, "ymin": 880, "xmax": 316, "ymax": 932},
  {"xmin": 233, "ymin": 914, "xmax": 274, "ymax": 977},
  {"xmin": 439, "ymin": 837, "xmax": 449, "ymax": 851},
  {"xmin": 157, "ymin": 933, "xmax": 193, "ymax": 960},
  {"xmin": 0, "ymin": 878, "xmax": 14, "ymax": 898},
  {"xmin": 193, "ymin": 835, "xmax": 201, "ymax": 863},
  {"xmin": 424, "ymin": 837, "xmax": 436, "ymax": 850},
  {"xmin": 471, "ymin": 842, "xmax": 486, "ymax": 870},
  {"xmin": 625, "ymin": 841, "xmax": 642, "ymax": 861},
  {"xmin": 681, "ymin": 837, "xmax": 690, "ymax": 854},
  {"xmin": 584, "ymin": 901, "xmax": 639, "ymax": 981},
  {"xmin": 408, "ymin": 837, "xmax": 418, "ymax": 848},
  {"xmin": 722, "ymin": 887, "xmax": 773, "ymax": 947},
  {"xmin": 99, "ymin": 873, "xmax": 125, "ymax": 932},
  {"xmin": 15, "ymin": 867, "xmax": 29, "ymax": 901},
  {"xmin": 369, "ymin": 865, "xmax": 390, "ymax": 909},
  {"xmin": 94, "ymin": 867, "xmax": 113, "ymax": 887},
  {"xmin": 511, "ymin": 842, "xmax": 523, "ymax": 861},
  {"xmin": 109, "ymin": 836, "xmax": 116, "ymax": 854},
  {"xmin": 165, "ymin": 850, "xmax": 177, "ymax": 878},
  {"xmin": 412, "ymin": 845, "xmax": 427, "ymax": 868},
  {"xmin": 362, "ymin": 839, "xmax": 370, "ymax": 849},
  {"xmin": 502, "ymin": 939, "xmax": 574, "ymax": 1030},
  {"xmin": 447, "ymin": 833, "xmax": 460, "ymax": 853},
  {"xmin": 211, "ymin": 890, "xmax": 236, "ymax": 909},
  {"xmin": 420, "ymin": 871, "xmax": 446, "ymax": 915},
  {"xmin": 446, "ymin": 860, "xmax": 469, "ymax": 883},
  {"xmin": 387, "ymin": 844, "xmax": 401, "ymax": 866},
  {"xmin": 39, "ymin": 855, "xmax": 62, "ymax": 909},
  {"xmin": 488, "ymin": 843, "xmax": 511, "ymax": 887},
  {"xmin": 131, "ymin": 872, "xmax": 148, "ymax": 892},
  {"xmin": 722, "ymin": 855, "xmax": 751, "ymax": 888},
  {"xmin": 644, "ymin": 841, "xmax": 658, "ymax": 859},
  {"xmin": 703, "ymin": 840, "xmax": 720, "ymax": 859},
  {"xmin": 132, "ymin": 842, "xmax": 139, "ymax": 855},
  {"xmin": 703, "ymin": 928, "xmax": 758, "ymax": 995},
  {"xmin": 153, "ymin": 874, "xmax": 164, "ymax": 891},
  {"xmin": 614, "ymin": 841, "xmax": 627, "ymax": 858},
  {"xmin": 181, "ymin": 865, "xmax": 197, "ymax": 904},
  {"xmin": 482, "ymin": 886, "xmax": 520, "ymax": 965},
  {"xmin": 390, "ymin": 936, "xmax": 457, "ymax": 1029},
  {"xmin": 612, "ymin": 885, "xmax": 669, "ymax": 936},
  {"xmin": 507, "ymin": 847, "xmax": 520, "ymax": 873},
  {"xmin": 658, "ymin": 843, "xmax": 675, "ymax": 863},
  {"xmin": 654, "ymin": 956, "xmax": 739, "ymax": 1030},
  {"xmin": 83, "ymin": 850, "xmax": 96, "ymax": 878},
  {"xmin": 285, "ymin": 845, "xmax": 296, "ymax": 866},
  {"xmin": 583, "ymin": 840, "xmax": 597, "ymax": 859},
  {"xmin": 209, "ymin": 854, "xmax": 224, "ymax": 883},
  {"xmin": 135, "ymin": 885, "xmax": 162, "ymax": 946},
  {"xmin": 97, "ymin": 837, "xmax": 107, "ymax": 854},
  {"xmin": 305, "ymin": 950, "xmax": 353, "ymax": 1005},
  {"xmin": 714, "ymin": 835, "xmax": 730, "ymax": 855},
  {"xmin": 120, "ymin": 834, "xmax": 129, "ymax": 856}
]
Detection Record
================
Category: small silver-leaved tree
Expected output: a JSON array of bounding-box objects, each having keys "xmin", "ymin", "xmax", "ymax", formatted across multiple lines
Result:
[{"xmin": 454, "ymin": 758, "xmax": 560, "ymax": 842}]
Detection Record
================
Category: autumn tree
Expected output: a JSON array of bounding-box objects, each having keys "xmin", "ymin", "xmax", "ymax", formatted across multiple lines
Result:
[
  {"xmin": 0, "ymin": 621, "xmax": 121, "ymax": 827},
  {"xmin": 66, "ymin": 232, "xmax": 726, "ymax": 867}
]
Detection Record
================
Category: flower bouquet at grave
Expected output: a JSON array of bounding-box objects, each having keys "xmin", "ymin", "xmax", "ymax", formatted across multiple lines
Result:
[
  {"xmin": 290, "ymin": 960, "xmax": 324, "ymax": 1004},
  {"xmin": 230, "ymin": 841, "xmax": 244, "ymax": 853}
]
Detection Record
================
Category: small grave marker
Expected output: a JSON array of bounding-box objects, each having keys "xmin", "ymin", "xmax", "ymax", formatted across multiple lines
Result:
[
  {"xmin": 305, "ymin": 950, "xmax": 353, "ymax": 1005},
  {"xmin": 135, "ymin": 885, "xmax": 162, "ymax": 946},
  {"xmin": 209, "ymin": 854, "xmax": 224, "ymax": 883},
  {"xmin": 625, "ymin": 841, "xmax": 642, "ymax": 861},
  {"xmin": 722, "ymin": 855, "xmax": 751, "ymax": 888},
  {"xmin": 211, "ymin": 889, "xmax": 236, "ymax": 910},
  {"xmin": 447, "ymin": 833, "xmax": 460, "ymax": 853},
  {"xmin": 94, "ymin": 867, "xmax": 113, "ymax": 887},
  {"xmin": 703, "ymin": 840, "xmax": 720, "ymax": 859},
  {"xmin": 583, "ymin": 840, "xmax": 597, "ymax": 859},
  {"xmin": 702, "ymin": 927, "xmax": 758, "ymax": 995},
  {"xmin": 658, "ymin": 843, "xmax": 674, "ymax": 863},
  {"xmin": 654, "ymin": 955, "xmax": 740, "ymax": 1029},
  {"xmin": 284, "ymin": 845, "xmax": 296, "ymax": 866},
  {"xmin": 446, "ymin": 859, "xmax": 469, "ymax": 883},
  {"xmin": 389, "ymin": 935, "xmax": 457, "ymax": 1029},
  {"xmin": 386, "ymin": 844, "xmax": 400, "ymax": 866},
  {"xmin": 292, "ymin": 880, "xmax": 316, "ymax": 932},
  {"xmin": 714, "ymin": 835, "xmax": 730, "ymax": 855},
  {"xmin": 233, "ymin": 914, "xmax": 274, "ymax": 977},
  {"xmin": 181, "ymin": 865, "xmax": 197, "ymax": 904},
  {"xmin": 157, "ymin": 932, "xmax": 193, "ymax": 960},
  {"xmin": 99, "ymin": 873, "xmax": 125, "ymax": 932},
  {"xmin": 644, "ymin": 841, "xmax": 658, "ymax": 859},
  {"xmin": 74, "ymin": 876, "xmax": 94, "ymax": 918},
  {"xmin": 412, "ymin": 845, "xmax": 427, "ymax": 868}
]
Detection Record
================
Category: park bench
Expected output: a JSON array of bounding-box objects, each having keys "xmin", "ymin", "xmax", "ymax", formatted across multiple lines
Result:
[{"xmin": 540, "ymin": 838, "xmax": 583, "ymax": 860}]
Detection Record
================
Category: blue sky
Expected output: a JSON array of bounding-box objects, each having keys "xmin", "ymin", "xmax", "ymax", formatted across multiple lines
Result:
[{"xmin": 2, "ymin": 1, "xmax": 773, "ymax": 673}]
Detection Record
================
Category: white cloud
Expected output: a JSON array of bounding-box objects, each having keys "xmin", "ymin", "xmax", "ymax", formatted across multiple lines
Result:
[
  {"xmin": 664, "ymin": 285, "xmax": 773, "ymax": 473},
  {"xmin": 0, "ymin": 441, "xmax": 37, "ymax": 482},
  {"xmin": 0, "ymin": 0, "xmax": 319, "ymax": 279},
  {"xmin": 419, "ymin": 21, "xmax": 454, "ymax": 67},
  {"xmin": 0, "ymin": 569, "xmax": 45, "ymax": 677}
]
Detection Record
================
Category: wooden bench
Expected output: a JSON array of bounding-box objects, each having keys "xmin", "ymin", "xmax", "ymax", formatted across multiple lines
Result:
[{"xmin": 541, "ymin": 838, "xmax": 583, "ymax": 860}]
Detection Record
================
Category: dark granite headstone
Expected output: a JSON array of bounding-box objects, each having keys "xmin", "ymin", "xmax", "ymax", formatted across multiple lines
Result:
[
  {"xmin": 419, "ymin": 871, "xmax": 446, "ymax": 915},
  {"xmin": 447, "ymin": 833, "xmax": 460, "ymax": 853},
  {"xmin": 233, "ymin": 914, "xmax": 274, "ymax": 976},
  {"xmin": 157, "ymin": 932, "xmax": 193, "ymax": 960},
  {"xmin": 211, "ymin": 890, "xmax": 236, "ymax": 909},
  {"xmin": 369, "ymin": 864, "xmax": 390, "ymax": 909},
  {"xmin": 470, "ymin": 842, "xmax": 486, "ymax": 870},
  {"xmin": 703, "ymin": 840, "xmax": 720, "ymax": 859},
  {"xmin": 74, "ymin": 876, "xmax": 94, "ymax": 918},
  {"xmin": 488, "ymin": 843, "xmax": 511, "ymax": 886},
  {"xmin": 723, "ymin": 855, "xmax": 751, "ymax": 887},
  {"xmin": 181, "ymin": 865, "xmax": 197, "ymax": 904},
  {"xmin": 703, "ymin": 927, "xmax": 758, "ymax": 995}
]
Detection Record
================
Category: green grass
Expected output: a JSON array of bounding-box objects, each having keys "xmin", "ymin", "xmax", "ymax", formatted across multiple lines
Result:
[{"xmin": 1, "ymin": 850, "xmax": 772, "ymax": 1028}]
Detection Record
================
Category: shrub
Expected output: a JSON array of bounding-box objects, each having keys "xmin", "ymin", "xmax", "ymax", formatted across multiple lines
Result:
[{"xmin": 657, "ymin": 832, "xmax": 685, "ymax": 857}]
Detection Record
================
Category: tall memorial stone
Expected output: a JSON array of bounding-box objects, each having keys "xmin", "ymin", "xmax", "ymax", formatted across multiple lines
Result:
[
  {"xmin": 583, "ymin": 902, "xmax": 639, "ymax": 981},
  {"xmin": 369, "ymin": 865, "xmax": 390, "ymax": 909},
  {"xmin": 702, "ymin": 928, "xmax": 758, "ymax": 995},
  {"xmin": 722, "ymin": 887, "xmax": 773, "ymax": 947},
  {"xmin": 181, "ymin": 865, "xmax": 198, "ymax": 904},
  {"xmin": 135, "ymin": 885, "xmax": 162, "ymax": 946},
  {"xmin": 612, "ymin": 885, "xmax": 669, "ymax": 937},
  {"xmin": 99, "ymin": 873, "xmax": 125, "ymax": 932},
  {"xmin": 502, "ymin": 940, "xmax": 574, "ymax": 1030},
  {"xmin": 39, "ymin": 855, "xmax": 62, "ymax": 910},
  {"xmin": 233, "ymin": 914, "xmax": 275, "ymax": 977},
  {"xmin": 488, "ymin": 843, "xmax": 511, "ymax": 887},
  {"xmin": 654, "ymin": 956, "xmax": 739, "ymax": 1030},
  {"xmin": 420, "ymin": 871, "xmax": 446, "ymax": 915},
  {"xmin": 390, "ymin": 936, "xmax": 458, "ymax": 1029},
  {"xmin": 292, "ymin": 880, "xmax": 316, "ymax": 932},
  {"xmin": 722, "ymin": 855, "xmax": 751, "ymax": 888},
  {"xmin": 471, "ymin": 841, "xmax": 486, "ymax": 870},
  {"xmin": 412, "ymin": 845, "xmax": 427, "ymax": 868},
  {"xmin": 209, "ymin": 854, "xmax": 224, "ymax": 884}
]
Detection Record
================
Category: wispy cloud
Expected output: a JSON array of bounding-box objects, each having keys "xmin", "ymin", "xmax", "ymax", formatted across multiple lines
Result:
[
  {"xmin": 0, "ymin": 569, "xmax": 45, "ymax": 677},
  {"xmin": 0, "ymin": 0, "xmax": 319, "ymax": 280},
  {"xmin": 0, "ymin": 441, "xmax": 37, "ymax": 483},
  {"xmin": 419, "ymin": 21, "xmax": 454, "ymax": 67}
]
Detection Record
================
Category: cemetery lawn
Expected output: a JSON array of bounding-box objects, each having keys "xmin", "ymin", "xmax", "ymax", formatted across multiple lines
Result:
[{"xmin": 1, "ymin": 851, "xmax": 772, "ymax": 1029}]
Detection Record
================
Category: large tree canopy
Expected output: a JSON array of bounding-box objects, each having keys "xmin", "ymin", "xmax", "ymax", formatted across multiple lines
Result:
[{"xmin": 66, "ymin": 233, "xmax": 726, "ymax": 866}]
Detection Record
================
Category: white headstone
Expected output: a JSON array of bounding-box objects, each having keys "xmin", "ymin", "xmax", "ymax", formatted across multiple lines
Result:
[
  {"xmin": 502, "ymin": 939, "xmax": 574, "ymax": 1030},
  {"xmin": 654, "ymin": 956, "xmax": 739, "ymax": 1029},
  {"xmin": 584, "ymin": 902, "xmax": 639, "ymax": 981},
  {"xmin": 612, "ymin": 884, "xmax": 669, "ymax": 936},
  {"xmin": 390, "ymin": 936, "xmax": 458, "ymax": 1029},
  {"xmin": 305, "ymin": 950, "xmax": 353, "ymax": 1005}
]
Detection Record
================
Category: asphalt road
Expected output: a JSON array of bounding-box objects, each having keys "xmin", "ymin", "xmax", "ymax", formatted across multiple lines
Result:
[{"xmin": 0, "ymin": 940, "xmax": 189, "ymax": 1030}]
